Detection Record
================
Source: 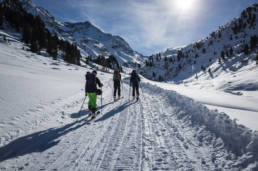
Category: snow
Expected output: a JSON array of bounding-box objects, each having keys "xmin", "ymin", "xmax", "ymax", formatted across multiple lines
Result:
[
  {"xmin": 147, "ymin": 80, "xmax": 258, "ymax": 131},
  {"xmin": 137, "ymin": 4, "xmax": 258, "ymax": 132},
  {"xmin": 1, "ymin": 31, "xmax": 258, "ymax": 170}
]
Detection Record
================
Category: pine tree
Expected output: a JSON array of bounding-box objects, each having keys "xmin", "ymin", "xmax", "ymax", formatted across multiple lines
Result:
[
  {"xmin": 229, "ymin": 47, "xmax": 233, "ymax": 56},
  {"xmin": 250, "ymin": 35, "xmax": 257, "ymax": 50},
  {"xmin": 177, "ymin": 50, "xmax": 183, "ymax": 61},
  {"xmin": 218, "ymin": 58, "xmax": 221, "ymax": 64},
  {"xmin": 145, "ymin": 60, "xmax": 149, "ymax": 67},
  {"xmin": 38, "ymin": 26, "xmax": 47, "ymax": 49},
  {"xmin": 178, "ymin": 64, "xmax": 182, "ymax": 70},
  {"xmin": 164, "ymin": 61, "xmax": 168, "ymax": 70},
  {"xmin": 152, "ymin": 72, "xmax": 156, "ymax": 78},
  {"xmin": 0, "ymin": 9, "xmax": 3, "ymax": 27},
  {"xmin": 47, "ymin": 37, "xmax": 58, "ymax": 60},
  {"xmin": 158, "ymin": 75, "xmax": 164, "ymax": 81},
  {"xmin": 195, "ymin": 42, "xmax": 201, "ymax": 50},
  {"xmin": 221, "ymin": 51, "xmax": 225, "ymax": 60},
  {"xmin": 30, "ymin": 40, "xmax": 38, "ymax": 53},
  {"xmin": 202, "ymin": 48, "xmax": 206, "ymax": 54},
  {"xmin": 256, "ymin": 54, "xmax": 258, "ymax": 65},
  {"xmin": 22, "ymin": 23, "xmax": 31, "ymax": 44},
  {"xmin": 169, "ymin": 57, "xmax": 173, "ymax": 63},
  {"xmin": 243, "ymin": 44, "xmax": 249, "ymax": 55},
  {"xmin": 218, "ymin": 32, "xmax": 222, "ymax": 38},
  {"xmin": 3, "ymin": 35, "xmax": 7, "ymax": 42}
]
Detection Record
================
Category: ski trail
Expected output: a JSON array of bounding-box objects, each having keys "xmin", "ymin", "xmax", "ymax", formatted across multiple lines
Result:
[
  {"xmin": 140, "ymin": 94, "xmax": 186, "ymax": 170},
  {"xmin": 1, "ymin": 81, "xmax": 257, "ymax": 170},
  {"xmin": 111, "ymin": 97, "xmax": 143, "ymax": 170}
]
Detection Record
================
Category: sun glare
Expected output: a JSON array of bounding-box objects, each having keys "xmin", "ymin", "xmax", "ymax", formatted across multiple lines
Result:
[{"xmin": 172, "ymin": 0, "xmax": 197, "ymax": 13}]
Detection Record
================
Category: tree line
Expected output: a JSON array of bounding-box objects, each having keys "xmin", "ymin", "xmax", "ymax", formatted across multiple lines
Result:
[{"xmin": 0, "ymin": 0, "xmax": 81, "ymax": 65}]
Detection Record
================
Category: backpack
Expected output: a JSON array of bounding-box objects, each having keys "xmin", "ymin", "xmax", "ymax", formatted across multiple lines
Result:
[
  {"xmin": 86, "ymin": 72, "xmax": 97, "ymax": 93},
  {"xmin": 131, "ymin": 72, "xmax": 140, "ymax": 84},
  {"xmin": 86, "ymin": 72, "xmax": 95, "ymax": 86},
  {"xmin": 113, "ymin": 71, "xmax": 121, "ymax": 81}
]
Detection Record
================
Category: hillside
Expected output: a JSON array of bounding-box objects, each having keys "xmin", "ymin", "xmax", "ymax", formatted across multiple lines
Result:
[
  {"xmin": 140, "ymin": 4, "xmax": 258, "ymax": 91},
  {"xmin": 0, "ymin": 31, "xmax": 258, "ymax": 170},
  {"xmin": 1, "ymin": 1, "xmax": 258, "ymax": 170},
  {"xmin": 19, "ymin": 0, "xmax": 145, "ymax": 66}
]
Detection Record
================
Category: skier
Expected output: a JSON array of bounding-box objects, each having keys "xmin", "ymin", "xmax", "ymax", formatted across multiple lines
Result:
[
  {"xmin": 85, "ymin": 70, "xmax": 103, "ymax": 119},
  {"xmin": 113, "ymin": 69, "xmax": 121, "ymax": 101},
  {"xmin": 130, "ymin": 70, "xmax": 140, "ymax": 101}
]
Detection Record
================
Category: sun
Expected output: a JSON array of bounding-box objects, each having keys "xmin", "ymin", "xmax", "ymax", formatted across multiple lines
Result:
[{"xmin": 172, "ymin": 0, "xmax": 197, "ymax": 13}]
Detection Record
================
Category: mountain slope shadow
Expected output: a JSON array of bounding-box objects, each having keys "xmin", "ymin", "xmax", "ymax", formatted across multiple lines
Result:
[
  {"xmin": 0, "ymin": 118, "xmax": 88, "ymax": 162},
  {"xmin": 95, "ymin": 101, "xmax": 134, "ymax": 122}
]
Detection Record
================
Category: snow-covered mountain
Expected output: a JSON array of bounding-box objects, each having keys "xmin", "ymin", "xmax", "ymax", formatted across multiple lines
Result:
[
  {"xmin": 140, "ymin": 4, "xmax": 258, "ymax": 88},
  {"xmin": 19, "ymin": 0, "xmax": 144, "ymax": 65},
  {"xmin": 1, "ymin": 1, "xmax": 258, "ymax": 169},
  {"xmin": 1, "ymin": 30, "xmax": 258, "ymax": 170}
]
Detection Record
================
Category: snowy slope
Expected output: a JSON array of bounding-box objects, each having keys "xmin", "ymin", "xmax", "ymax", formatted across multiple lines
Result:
[
  {"xmin": 137, "ymin": 4, "xmax": 258, "ymax": 134},
  {"xmin": 1, "ymin": 31, "xmax": 258, "ymax": 170},
  {"xmin": 140, "ymin": 4, "xmax": 258, "ymax": 84},
  {"xmin": 18, "ymin": 0, "xmax": 145, "ymax": 65}
]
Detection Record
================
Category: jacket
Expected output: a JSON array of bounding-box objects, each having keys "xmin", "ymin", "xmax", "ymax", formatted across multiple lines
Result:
[{"xmin": 85, "ymin": 72, "xmax": 102, "ymax": 93}]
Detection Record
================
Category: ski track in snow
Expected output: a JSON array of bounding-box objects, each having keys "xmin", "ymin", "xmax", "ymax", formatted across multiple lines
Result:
[{"xmin": 0, "ymin": 82, "xmax": 257, "ymax": 170}]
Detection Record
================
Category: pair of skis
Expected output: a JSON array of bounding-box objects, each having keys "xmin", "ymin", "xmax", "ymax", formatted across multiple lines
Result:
[
  {"xmin": 87, "ymin": 111, "xmax": 100, "ymax": 121},
  {"xmin": 130, "ymin": 97, "xmax": 140, "ymax": 103},
  {"xmin": 113, "ymin": 96, "xmax": 124, "ymax": 102}
]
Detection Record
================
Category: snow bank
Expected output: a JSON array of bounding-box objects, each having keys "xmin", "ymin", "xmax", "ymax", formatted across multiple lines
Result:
[{"xmin": 142, "ymin": 82, "xmax": 258, "ymax": 166}]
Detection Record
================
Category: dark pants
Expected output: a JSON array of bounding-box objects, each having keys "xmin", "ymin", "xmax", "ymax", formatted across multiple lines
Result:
[
  {"xmin": 132, "ymin": 83, "xmax": 139, "ymax": 97},
  {"xmin": 114, "ymin": 80, "xmax": 121, "ymax": 97}
]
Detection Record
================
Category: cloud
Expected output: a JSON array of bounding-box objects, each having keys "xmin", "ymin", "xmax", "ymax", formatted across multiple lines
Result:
[
  {"xmin": 123, "ymin": 0, "xmax": 202, "ymax": 52},
  {"xmin": 59, "ymin": 0, "xmax": 204, "ymax": 55},
  {"xmin": 32, "ymin": 0, "xmax": 257, "ymax": 55}
]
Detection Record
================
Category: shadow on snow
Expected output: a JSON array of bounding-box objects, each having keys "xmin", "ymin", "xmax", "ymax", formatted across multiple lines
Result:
[
  {"xmin": 95, "ymin": 101, "xmax": 134, "ymax": 122},
  {"xmin": 0, "ymin": 101, "xmax": 133, "ymax": 162},
  {"xmin": 0, "ymin": 118, "xmax": 88, "ymax": 162}
]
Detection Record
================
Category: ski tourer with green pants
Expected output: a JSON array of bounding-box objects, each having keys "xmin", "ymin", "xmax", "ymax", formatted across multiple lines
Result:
[{"xmin": 85, "ymin": 70, "xmax": 103, "ymax": 118}]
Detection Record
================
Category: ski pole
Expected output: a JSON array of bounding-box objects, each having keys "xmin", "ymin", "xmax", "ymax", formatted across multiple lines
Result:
[
  {"xmin": 112, "ymin": 79, "xmax": 114, "ymax": 99},
  {"xmin": 79, "ymin": 95, "xmax": 87, "ymax": 114},
  {"xmin": 122, "ymin": 81, "xmax": 124, "ymax": 98},
  {"xmin": 129, "ymin": 84, "xmax": 131, "ymax": 102},
  {"xmin": 101, "ymin": 87, "xmax": 103, "ymax": 115}
]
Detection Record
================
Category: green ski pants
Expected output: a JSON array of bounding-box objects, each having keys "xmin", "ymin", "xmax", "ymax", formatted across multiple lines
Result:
[{"xmin": 88, "ymin": 92, "xmax": 97, "ymax": 112}]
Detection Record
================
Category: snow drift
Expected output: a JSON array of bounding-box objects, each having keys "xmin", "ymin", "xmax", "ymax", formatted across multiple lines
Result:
[{"xmin": 142, "ymin": 82, "xmax": 258, "ymax": 167}]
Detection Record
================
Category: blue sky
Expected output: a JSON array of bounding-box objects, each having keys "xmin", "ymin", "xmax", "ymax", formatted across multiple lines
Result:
[{"xmin": 31, "ymin": 0, "xmax": 257, "ymax": 56}]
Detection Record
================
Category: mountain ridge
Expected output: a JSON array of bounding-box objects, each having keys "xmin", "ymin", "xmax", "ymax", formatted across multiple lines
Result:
[
  {"xmin": 140, "ymin": 3, "xmax": 257, "ymax": 88},
  {"xmin": 18, "ymin": 0, "xmax": 145, "ymax": 66}
]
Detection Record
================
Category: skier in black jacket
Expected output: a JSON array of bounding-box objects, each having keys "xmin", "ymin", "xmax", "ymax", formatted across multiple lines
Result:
[
  {"xmin": 130, "ymin": 70, "xmax": 140, "ymax": 101},
  {"xmin": 113, "ymin": 69, "xmax": 121, "ymax": 101},
  {"xmin": 85, "ymin": 70, "xmax": 103, "ymax": 118}
]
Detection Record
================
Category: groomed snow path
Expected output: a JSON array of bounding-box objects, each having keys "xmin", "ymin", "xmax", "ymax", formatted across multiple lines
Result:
[{"xmin": 1, "ymin": 79, "xmax": 258, "ymax": 170}]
